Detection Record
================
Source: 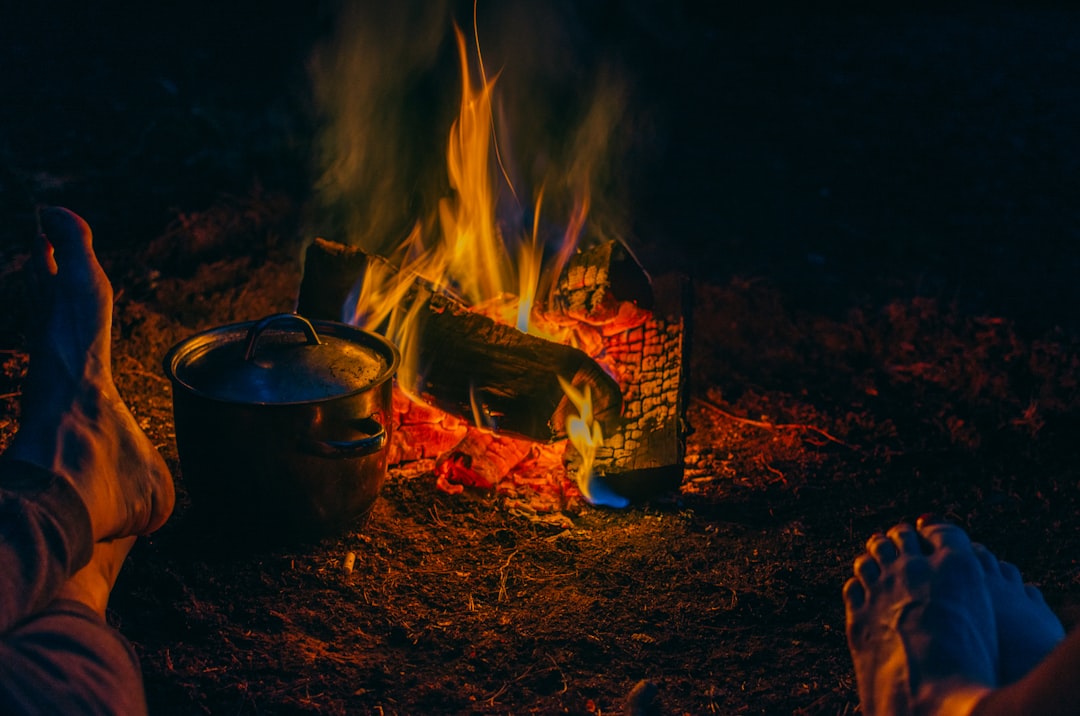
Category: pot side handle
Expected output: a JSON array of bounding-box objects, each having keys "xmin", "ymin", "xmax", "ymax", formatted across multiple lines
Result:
[{"xmin": 299, "ymin": 416, "xmax": 387, "ymax": 459}]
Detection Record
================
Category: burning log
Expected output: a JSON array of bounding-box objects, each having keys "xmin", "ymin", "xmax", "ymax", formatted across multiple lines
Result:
[
  {"xmin": 297, "ymin": 237, "xmax": 372, "ymax": 324},
  {"xmin": 298, "ymin": 237, "xmax": 689, "ymax": 503},
  {"xmin": 550, "ymin": 238, "xmax": 653, "ymax": 327},
  {"xmin": 297, "ymin": 238, "xmax": 622, "ymax": 442},
  {"xmin": 551, "ymin": 244, "xmax": 691, "ymax": 499}
]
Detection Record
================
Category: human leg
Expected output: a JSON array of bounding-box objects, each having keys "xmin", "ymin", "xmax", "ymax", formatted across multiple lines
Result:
[
  {"xmin": 0, "ymin": 539, "xmax": 147, "ymax": 716},
  {"xmin": 0, "ymin": 206, "xmax": 174, "ymax": 712},
  {"xmin": 1, "ymin": 206, "xmax": 173, "ymax": 628},
  {"xmin": 0, "ymin": 462, "xmax": 94, "ymax": 632}
]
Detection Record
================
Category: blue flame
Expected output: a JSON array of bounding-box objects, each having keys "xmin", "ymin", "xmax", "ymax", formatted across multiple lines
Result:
[{"xmin": 584, "ymin": 474, "xmax": 630, "ymax": 509}]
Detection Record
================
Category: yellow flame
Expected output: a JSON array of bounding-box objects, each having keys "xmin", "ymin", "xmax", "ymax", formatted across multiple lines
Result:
[
  {"xmin": 341, "ymin": 20, "xmax": 598, "ymax": 421},
  {"xmin": 557, "ymin": 376, "xmax": 603, "ymax": 502},
  {"xmin": 438, "ymin": 24, "xmax": 512, "ymax": 307},
  {"xmin": 345, "ymin": 224, "xmax": 433, "ymax": 329}
]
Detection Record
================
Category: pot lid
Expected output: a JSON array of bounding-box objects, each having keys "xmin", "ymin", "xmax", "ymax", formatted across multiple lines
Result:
[{"xmin": 164, "ymin": 313, "xmax": 400, "ymax": 404}]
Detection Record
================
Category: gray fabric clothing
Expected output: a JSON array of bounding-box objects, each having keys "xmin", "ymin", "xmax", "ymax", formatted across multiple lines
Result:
[{"xmin": 0, "ymin": 459, "xmax": 147, "ymax": 715}]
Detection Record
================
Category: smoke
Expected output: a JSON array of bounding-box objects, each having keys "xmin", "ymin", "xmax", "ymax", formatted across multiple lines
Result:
[
  {"xmin": 309, "ymin": 0, "xmax": 453, "ymax": 254},
  {"xmin": 309, "ymin": 0, "xmax": 643, "ymax": 256}
]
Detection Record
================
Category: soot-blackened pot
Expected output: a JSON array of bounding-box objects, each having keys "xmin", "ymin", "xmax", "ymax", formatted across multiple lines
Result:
[{"xmin": 163, "ymin": 313, "xmax": 399, "ymax": 543}]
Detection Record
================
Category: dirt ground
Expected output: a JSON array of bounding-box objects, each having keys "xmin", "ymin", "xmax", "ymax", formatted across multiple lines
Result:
[{"xmin": 3, "ymin": 3, "xmax": 1080, "ymax": 714}]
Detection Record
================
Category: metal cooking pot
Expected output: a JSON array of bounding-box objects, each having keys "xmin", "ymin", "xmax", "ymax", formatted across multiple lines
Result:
[{"xmin": 163, "ymin": 313, "xmax": 400, "ymax": 543}]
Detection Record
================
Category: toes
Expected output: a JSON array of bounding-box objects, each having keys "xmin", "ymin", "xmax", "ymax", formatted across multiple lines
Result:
[
  {"xmin": 867, "ymin": 533, "xmax": 899, "ymax": 564},
  {"xmin": 854, "ymin": 553, "xmax": 881, "ymax": 585},
  {"xmin": 999, "ymin": 560, "xmax": 1024, "ymax": 584},
  {"xmin": 918, "ymin": 519, "xmax": 973, "ymax": 552},
  {"xmin": 915, "ymin": 513, "xmax": 946, "ymax": 531},
  {"xmin": 39, "ymin": 207, "xmax": 100, "ymax": 286},
  {"xmin": 887, "ymin": 522, "xmax": 922, "ymax": 556},
  {"xmin": 972, "ymin": 543, "xmax": 1000, "ymax": 575},
  {"xmin": 40, "ymin": 207, "xmax": 93, "ymax": 249},
  {"xmin": 1024, "ymin": 583, "xmax": 1048, "ymax": 605},
  {"xmin": 32, "ymin": 233, "xmax": 58, "ymax": 278},
  {"xmin": 843, "ymin": 576, "xmax": 866, "ymax": 610}
]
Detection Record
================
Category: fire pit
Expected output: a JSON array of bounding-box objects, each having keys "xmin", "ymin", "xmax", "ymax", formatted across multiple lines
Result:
[{"xmin": 293, "ymin": 22, "xmax": 691, "ymax": 516}]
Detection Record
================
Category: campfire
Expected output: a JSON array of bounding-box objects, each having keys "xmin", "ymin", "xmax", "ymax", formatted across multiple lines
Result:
[{"xmin": 298, "ymin": 21, "xmax": 690, "ymax": 516}]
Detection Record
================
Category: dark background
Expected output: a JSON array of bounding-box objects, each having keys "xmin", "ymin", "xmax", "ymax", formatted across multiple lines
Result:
[{"xmin": 5, "ymin": 1, "xmax": 1079, "ymax": 333}]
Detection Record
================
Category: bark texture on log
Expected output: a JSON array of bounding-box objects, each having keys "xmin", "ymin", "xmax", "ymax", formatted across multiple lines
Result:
[
  {"xmin": 551, "ymin": 239, "xmax": 653, "ymax": 324},
  {"xmin": 415, "ymin": 291, "xmax": 621, "ymax": 441},
  {"xmin": 554, "ymin": 245, "xmax": 691, "ymax": 499},
  {"xmin": 297, "ymin": 238, "xmax": 622, "ymax": 442},
  {"xmin": 296, "ymin": 238, "xmax": 370, "ymax": 323},
  {"xmin": 296, "ymin": 236, "xmax": 690, "ymax": 501}
]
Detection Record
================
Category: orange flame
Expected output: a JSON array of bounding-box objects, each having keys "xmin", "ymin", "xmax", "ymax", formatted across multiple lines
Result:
[
  {"xmin": 341, "ymin": 20, "xmax": 605, "ymax": 440},
  {"xmin": 557, "ymin": 376, "xmax": 603, "ymax": 501},
  {"xmin": 437, "ymin": 25, "xmax": 512, "ymax": 307}
]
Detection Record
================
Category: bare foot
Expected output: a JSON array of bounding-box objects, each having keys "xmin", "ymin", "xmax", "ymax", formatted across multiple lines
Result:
[
  {"xmin": 7, "ymin": 207, "xmax": 174, "ymax": 542},
  {"xmin": 844, "ymin": 520, "xmax": 997, "ymax": 715},
  {"xmin": 965, "ymin": 539, "xmax": 1065, "ymax": 685},
  {"xmin": 56, "ymin": 536, "xmax": 137, "ymax": 618}
]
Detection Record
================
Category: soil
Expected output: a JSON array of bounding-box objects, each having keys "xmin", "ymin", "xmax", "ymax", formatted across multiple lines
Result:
[{"xmin": 3, "ymin": 3, "xmax": 1080, "ymax": 714}]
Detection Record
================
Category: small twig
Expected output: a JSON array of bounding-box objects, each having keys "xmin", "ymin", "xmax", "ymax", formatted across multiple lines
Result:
[
  {"xmin": 485, "ymin": 665, "xmax": 535, "ymax": 705},
  {"xmin": 0, "ymin": 391, "xmax": 21, "ymax": 400},
  {"xmin": 693, "ymin": 397, "xmax": 855, "ymax": 450},
  {"xmin": 497, "ymin": 549, "xmax": 519, "ymax": 603},
  {"xmin": 761, "ymin": 459, "xmax": 786, "ymax": 483},
  {"xmin": 485, "ymin": 682, "xmax": 508, "ymax": 705},
  {"xmin": 547, "ymin": 655, "xmax": 568, "ymax": 694}
]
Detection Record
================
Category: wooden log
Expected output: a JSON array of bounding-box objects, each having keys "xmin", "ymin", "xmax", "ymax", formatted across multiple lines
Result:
[
  {"xmin": 549, "ymin": 238, "xmax": 653, "ymax": 324},
  {"xmin": 297, "ymin": 238, "xmax": 623, "ymax": 442},
  {"xmin": 296, "ymin": 238, "xmax": 371, "ymax": 323},
  {"xmin": 552, "ymin": 242, "xmax": 691, "ymax": 499},
  {"xmin": 414, "ymin": 291, "xmax": 621, "ymax": 441}
]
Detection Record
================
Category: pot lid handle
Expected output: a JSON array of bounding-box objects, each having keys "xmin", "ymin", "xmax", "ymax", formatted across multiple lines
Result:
[{"xmin": 243, "ymin": 313, "xmax": 322, "ymax": 362}]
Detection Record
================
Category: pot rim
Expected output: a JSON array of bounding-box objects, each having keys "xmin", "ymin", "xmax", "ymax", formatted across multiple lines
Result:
[{"xmin": 162, "ymin": 314, "xmax": 401, "ymax": 406}]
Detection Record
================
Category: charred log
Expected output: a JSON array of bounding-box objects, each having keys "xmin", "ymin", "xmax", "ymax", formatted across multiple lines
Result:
[
  {"xmin": 415, "ymin": 291, "xmax": 622, "ymax": 441},
  {"xmin": 550, "ymin": 238, "xmax": 653, "ymax": 324},
  {"xmin": 553, "ymin": 243, "xmax": 691, "ymax": 499},
  {"xmin": 296, "ymin": 238, "xmax": 371, "ymax": 323},
  {"xmin": 297, "ymin": 238, "xmax": 622, "ymax": 442}
]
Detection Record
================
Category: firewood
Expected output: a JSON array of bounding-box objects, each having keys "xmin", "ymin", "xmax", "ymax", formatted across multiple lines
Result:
[
  {"xmin": 415, "ymin": 291, "xmax": 621, "ymax": 441},
  {"xmin": 549, "ymin": 238, "xmax": 653, "ymax": 325},
  {"xmin": 553, "ymin": 242, "xmax": 691, "ymax": 499},
  {"xmin": 297, "ymin": 238, "xmax": 623, "ymax": 442},
  {"xmin": 296, "ymin": 237, "xmax": 372, "ymax": 322}
]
